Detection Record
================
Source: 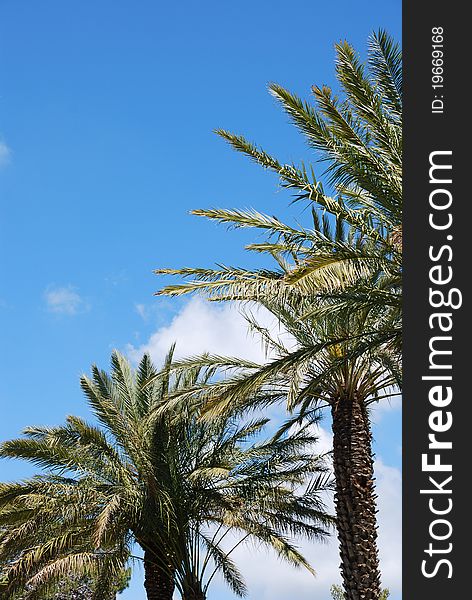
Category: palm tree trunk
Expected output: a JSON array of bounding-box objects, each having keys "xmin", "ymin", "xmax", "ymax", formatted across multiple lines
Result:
[
  {"xmin": 182, "ymin": 591, "xmax": 206, "ymax": 600},
  {"xmin": 331, "ymin": 392, "xmax": 382, "ymax": 600},
  {"xmin": 182, "ymin": 578, "xmax": 206, "ymax": 600},
  {"xmin": 143, "ymin": 548, "xmax": 175, "ymax": 600}
]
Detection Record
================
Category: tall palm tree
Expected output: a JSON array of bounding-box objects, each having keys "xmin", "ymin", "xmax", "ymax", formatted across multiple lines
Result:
[
  {"xmin": 155, "ymin": 31, "xmax": 402, "ymax": 600},
  {"xmin": 0, "ymin": 349, "xmax": 333, "ymax": 600}
]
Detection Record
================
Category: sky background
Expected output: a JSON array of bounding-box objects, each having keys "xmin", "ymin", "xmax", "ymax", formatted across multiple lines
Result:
[{"xmin": 0, "ymin": 1, "xmax": 401, "ymax": 598}]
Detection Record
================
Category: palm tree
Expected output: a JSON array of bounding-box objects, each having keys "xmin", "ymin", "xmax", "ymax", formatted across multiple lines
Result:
[
  {"xmin": 0, "ymin": 349, "xmax": 333, "ymax": 600},
  {"xmin": 155, "ymin": 31, "xmax": 402, "ymax": 600}
]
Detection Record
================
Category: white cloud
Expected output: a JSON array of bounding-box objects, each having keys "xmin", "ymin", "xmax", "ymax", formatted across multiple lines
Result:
[
  {"xmin": 375, "ymin": 459, "xmax": 402, "ymax": 594},
  {"xmin": 44, "ymin": 285, "xmax": 88, "ymax": 315},
  {"xmin": 127, "ymin": 297, "xmax": 286, "ymax": 365},
  {"xmin": 0, "ymin": 141, "xmax": 11, "ymax": 167},
  {"xmin": 313, "ymin": 423, "xmax": 334, "ymax": 456}
]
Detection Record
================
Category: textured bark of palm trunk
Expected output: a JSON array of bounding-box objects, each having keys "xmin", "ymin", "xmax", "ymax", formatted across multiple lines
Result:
[
  {"xmin": 331, "ymin": 393, "xmax": 382, "ymax": 600},
  {"xmin": 182, "ymin": 590, "xmax": 206, "ymax": 600},
  {"xmin": 143, "ymin": 549, "xmax": 175, "ymax": 600},
  {"xmin": 182, "ymin": 579, "xmax": 206, "ymax": 600}
]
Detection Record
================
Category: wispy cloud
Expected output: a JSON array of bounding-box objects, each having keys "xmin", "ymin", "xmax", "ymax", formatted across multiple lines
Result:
[
  {"xmin": 0, "ymin": 141, "xmax": 11, "ymax": 168},
  {"xmin": 134, "ymin": 303, "xmax": 148, "ymax": 319},
  {"xmin": 44, "ymin": 285, "xmax": 89, "ymax": 315}
]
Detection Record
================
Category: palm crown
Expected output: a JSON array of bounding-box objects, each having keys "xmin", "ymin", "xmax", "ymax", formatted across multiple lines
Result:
[
  {"xmin": 156, "ymin": 31, "xmax": 402, "ymax": 366},
  {"xmin": 0, "ymin": 349, "xmax": 333, "ymax": 600}
]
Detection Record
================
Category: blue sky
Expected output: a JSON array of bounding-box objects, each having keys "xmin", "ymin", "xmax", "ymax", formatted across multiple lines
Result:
[{"xmin": 0, "ymin": 1, "xmax": 401, "ymax": 598}]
